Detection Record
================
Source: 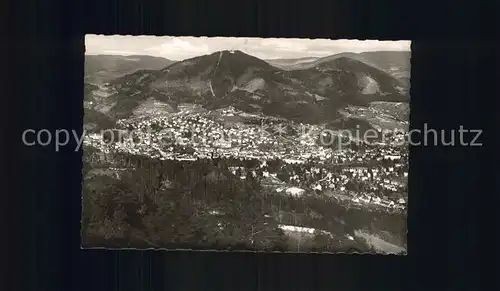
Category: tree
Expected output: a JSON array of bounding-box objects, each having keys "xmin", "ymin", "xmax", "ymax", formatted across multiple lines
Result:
[
  {"xmin": 312, "ymin": 230, "xmax": 333, "ymax": 252},
  {"xmin": 235, "ymin": 167, "xmax": 243, "ymax": 178},
  {"xmin": 245, "ymin": 170, "xmax": 258, "ymax": 186},
  {"xmin": 345, "ymin": 180, "xmax": 359, "ymax": 192},
  {"xmin": 277, "ymin": 168, "xmax": 291, "ymax": 182},
  {"xmin": 294, "ymin": 232, "xmax": 309, "ymax": 252}
]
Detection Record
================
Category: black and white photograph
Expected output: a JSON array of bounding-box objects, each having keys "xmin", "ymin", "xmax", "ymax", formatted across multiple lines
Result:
[{"xmin": 82, "ymin": 35, "xmax": 410, "ymax": 253}]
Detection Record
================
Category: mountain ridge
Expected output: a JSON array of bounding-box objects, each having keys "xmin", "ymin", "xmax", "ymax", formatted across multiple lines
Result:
[
  {"xmin": 267, "ymin": 51, "xmax": 411, "ymax": 83},
  {"xmin": 85, "ymin": 50, "xmax": 410, "ymax": 127},
  {"xmin": 85, "ymin": 54, "xmax": 175, "ymax": 84}
]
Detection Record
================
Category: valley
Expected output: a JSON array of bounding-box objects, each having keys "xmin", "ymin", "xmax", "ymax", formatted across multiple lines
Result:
[{"xmin": 82, "ymin": 47, "xmax": 410, "ymax": 253}]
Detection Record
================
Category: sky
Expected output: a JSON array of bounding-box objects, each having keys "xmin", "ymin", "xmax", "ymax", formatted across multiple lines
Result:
[{"xmin": 85, "ymin": 35, "xmax": 411, "ymax": 61}]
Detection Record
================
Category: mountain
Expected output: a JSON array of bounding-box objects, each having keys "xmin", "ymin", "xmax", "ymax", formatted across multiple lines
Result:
[
  {"xmin": 339, "ymin": 51, "xmax": 411, "ymax": 84},
  {"xmin": 288, "ymin": 56, "xmax": 409, "ymax": 104},
  {"xmin": 106, "ymin": 50, "xmax": 320, "ymax": 122},
  {"xmin": 85, "ymin": 55, "xmax": 175, "ymax": 84},
  {"xmin": 265, "ymin": 57, "xmax": 319, "ymax": 69},
  {"xmin": 86, "ymin": 50, "xmax": 408, "ymax": 126},
  {"xmin": 84, "ymin": 83, "xmax": 99, "ymax": 98},
  {"xmin": 272, "ymin": 51, "xmax": 411, "ymax": 84},
  {"xmin": 351, "ymin": 51, "xmax": 410, "ymax": 78},
  {"xmin": 82, "ymin": 50, "xmax": 410, "ymax": 252}
]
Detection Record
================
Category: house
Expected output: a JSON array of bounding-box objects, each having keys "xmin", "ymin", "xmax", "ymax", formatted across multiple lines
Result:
[{"xmin": 285, "ymin": 187, "xmax": 306, "ymax": 197}]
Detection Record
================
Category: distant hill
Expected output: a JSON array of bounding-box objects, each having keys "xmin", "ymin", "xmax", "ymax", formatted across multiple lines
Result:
[
  {"xmin": 265, "ymin": 57, "xmax": 319, "ymax": 69},
  {"xmin": 350, "ymin": 51, "xmax": 410, "ymax": 76},
  {"xmin": 84, "ymin": 83, "xmax": 99, "ymax": 99},
  {"xmin": 107, "ymin": 50, "xmax": 319, "ymax": 122},
  {"xmin": 288, "ymin": 56, "xmax": 409, "ymax": 104},
  {"xmin": 87, "ymin": 50, "xmax": 408, "ymax": 125},
  {"xmin": 85, "ymin": 55, "xmax": 175, "ymax": 84},
  {"xmin": 271, "ymin": 51, "xmax": 411, "ymax": 85},
  {"xmin": 83, "ymin": 108, "xmax": 115, "ymax": 132}
]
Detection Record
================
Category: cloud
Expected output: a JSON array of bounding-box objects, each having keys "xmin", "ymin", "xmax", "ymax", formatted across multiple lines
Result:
[
  {"xmin": 259, "ymin": 39, "xmax": 310, "ymax": 52},
  {"xmin": 102, "ymin": 50, "xmax": 141, "ymax": 55},
  {"xmin": 85, "ymin": 35, "xmax": 410, "ymax": 61},
  {"xmin": 144, "ymin": 38, "xmax": 211, "ymax": 59}
]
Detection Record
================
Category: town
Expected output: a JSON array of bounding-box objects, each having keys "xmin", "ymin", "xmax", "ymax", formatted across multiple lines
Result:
[
  {"xmin": 82, "ymin": 37, "xmax": 410, "ymax": 253},
  {"xmin": 83, "ymin": 105, "xmax": 408, "ymax": 215}
]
